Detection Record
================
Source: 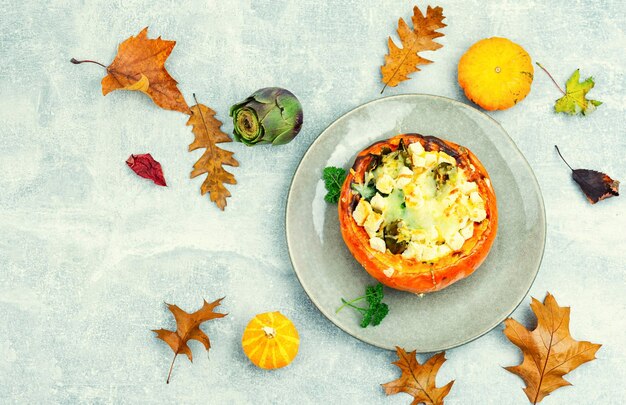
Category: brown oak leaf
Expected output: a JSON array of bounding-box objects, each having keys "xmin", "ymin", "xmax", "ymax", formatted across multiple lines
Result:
[
  {"xmin": 72, "ymin": 27, "xmax": 189, "ymax": 113},
  {"xmin": 381, "ymin": 6, "xmax": 446, "ymax": 93},
  {"xmin": 153, "ymin": 298, "xmax": 227, "ymax": 383},
  {"xmin": 382, "ymin": 347, "xmax": 454, "ymax": 405},
  {"xmin": 504, "ymin": 292, "xmax": 602, "ymax": 404},
  {"xmin": 187, "ymin": 98, "xmax": 239, "ymax": 210},
  {"xmin": 555, "ymin": 145, "xmax": 619, "ymax": 204}
]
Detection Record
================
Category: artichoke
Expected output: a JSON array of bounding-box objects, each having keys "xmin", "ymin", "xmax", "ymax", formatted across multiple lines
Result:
[{"xmin": 229, "ymin": 87, "xmax": 303, "ymax": 146}]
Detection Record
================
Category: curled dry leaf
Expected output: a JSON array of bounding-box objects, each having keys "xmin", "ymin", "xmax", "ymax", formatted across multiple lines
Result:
[
  {"xmin": 187, "ymin": 97, "xmax": 239, "ymax": 210},
  {"xmin": 381, "ymin": 6, "xmax": 446, "ymax": 93},
  {"xmin": 504, "ymin": 292, "xmax": 602, "ymax": 404},
  {"xmin": 555, "ymin": 145, "xmax": 619, "ymax": 204},
  {"xmin": 382, "ymin": 347, "xmax": 454, "ymax": 405},
  {"xmin": 153, "ymin": 298, "xmax": 227, "ymax": 384},
  {"xmin": 126, "ymin": 153, "xmax": 167, "ymax": 186},
  {"xmin": 72, "ymin": 27, "xmax": 189, "ymax": 113}
]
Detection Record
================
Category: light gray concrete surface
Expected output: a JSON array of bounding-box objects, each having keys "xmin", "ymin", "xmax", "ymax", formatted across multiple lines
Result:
[{"xmin": 1, "ymin": 1, "xmax": 624, "ymax": 403}]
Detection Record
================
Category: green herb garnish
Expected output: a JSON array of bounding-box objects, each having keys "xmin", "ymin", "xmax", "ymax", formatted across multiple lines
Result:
[
  {"xmin": 322, "ymin": 166, "xmax": 347, "ymax": 203},
  {"xmin": 336, "ymin": 283, "xmax": 389, "ymax": 328},
  {"xmin": 351, "ymin": 181, "xmax": 376, "ymax": 200}
]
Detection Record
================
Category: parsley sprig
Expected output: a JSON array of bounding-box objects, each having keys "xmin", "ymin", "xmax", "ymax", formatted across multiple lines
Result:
[
  {"xmin": 336, "ymin": 283, "xmax": 389, "ymax": 328},
  {"xmin": 322, "ymin": 166, "xmax": 347, "ymax": 203}
]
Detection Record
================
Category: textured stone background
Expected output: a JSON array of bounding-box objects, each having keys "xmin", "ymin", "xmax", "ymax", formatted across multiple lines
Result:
[{"xmin": 1, "ymin": 1, "xmax": 625, "ymax": 403}]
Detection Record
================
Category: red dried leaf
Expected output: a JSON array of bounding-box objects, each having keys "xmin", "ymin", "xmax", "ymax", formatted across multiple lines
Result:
[
  {"xmin": 126, "ymin": 153, "xmax": 167, "ymax": 186},
  {"xmin": 555, "ymin": 145, "xmax": 619, "ymax": 204}
]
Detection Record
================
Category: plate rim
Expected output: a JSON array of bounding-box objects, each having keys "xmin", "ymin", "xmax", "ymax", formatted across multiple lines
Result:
[{"xmin": 285, "ymin": 93, "xmax": 547, "ymax": 352}]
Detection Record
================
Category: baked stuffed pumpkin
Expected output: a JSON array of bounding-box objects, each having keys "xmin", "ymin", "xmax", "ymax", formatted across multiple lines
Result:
[{"xmin": 338, "ymin": 134, "xmax": 498, "ymax": 294}]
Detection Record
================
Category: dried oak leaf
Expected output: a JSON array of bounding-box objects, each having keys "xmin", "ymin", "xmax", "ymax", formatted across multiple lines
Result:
[
  {"xmin": 504, "ymin": 292, "xmax": 601, "ymax": 404},
  {"xmin": 126, "ymin": 153, "xmax": 167, "ymax": 186},
  {"xmin": 101, "ymin": 27, "xmax": 189, "ymax": 113},
  {"xmin": 382, "ymin": 347, "xmax": 454, "ymax": 405},
  {"xmin": 556, "ymin": 145, "xmax": 619, "ymax": 204},
  {"xmin": 381, "ymin": 6, "xmax": 446, "ymax": 92},
  {"xmin": 153, "ymin": 298, "xmax": 227, "ymax": 383},
  {"xmin": 187, "ymin": 101, "xmax": 238, "ymax": 210}
]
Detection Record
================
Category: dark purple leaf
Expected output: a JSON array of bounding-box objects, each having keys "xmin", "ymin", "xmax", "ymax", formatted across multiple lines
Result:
[{"xmin": 555, "ymin": 145, "xmax": 619, "ymax": 204}]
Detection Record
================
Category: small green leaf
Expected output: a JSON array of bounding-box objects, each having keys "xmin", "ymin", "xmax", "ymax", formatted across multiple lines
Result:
[
  {"xmin": 322, "ymin": 166, "xmax": 347, "ymax": 203},
  {"xmin": 554, "ymin": 69, "xmax": 602, "ymax": 116}
]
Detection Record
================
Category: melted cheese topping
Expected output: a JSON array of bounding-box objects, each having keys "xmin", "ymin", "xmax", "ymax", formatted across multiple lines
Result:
[{"xmin": 352, "ymin": 142, "xmax": 487, "ymax": 263}]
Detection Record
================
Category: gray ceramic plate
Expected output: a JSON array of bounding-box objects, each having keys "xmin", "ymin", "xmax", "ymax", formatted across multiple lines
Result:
[{"xmin": 286, "ymin": 94, "xmax": 545, "ymax": 352}]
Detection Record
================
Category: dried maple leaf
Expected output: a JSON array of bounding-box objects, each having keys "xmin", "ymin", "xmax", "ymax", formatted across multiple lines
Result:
[
  {"xmin": 126, "ymin": 153, "xmax": 167, "ymax": 186},
  {"xmin": 72, "ymin": 27, "xmax": 189, "ymax": 113},
  {"xmin": 381, "ymin": 6, "xmax": 446, "ymax": 93},
  {"xmin": 153, "ymin": 298, "xmax": 227, "ymax": 383},
  {"xmin": 382, "ymin": 347, "xmax": 454, "ymax": 405},
  {"xmin": 555, "ymin": 145, "xmax": 619, "ymax": 204},
  {"xmin": 186, "ymin": 96, "xmax": 239, "ymax": 210},
  {"xmin": 504, "ymin": 292, "xmax": 602, "ymax": 404}
]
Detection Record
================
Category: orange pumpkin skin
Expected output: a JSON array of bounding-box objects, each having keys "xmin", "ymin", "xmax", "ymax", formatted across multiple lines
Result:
[{"xmin": 338, "ymin": 134, "xmax": 498, "ymax": 294}]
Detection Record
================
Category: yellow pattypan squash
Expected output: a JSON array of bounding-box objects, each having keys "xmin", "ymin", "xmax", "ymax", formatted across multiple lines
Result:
[
  {"xmin": 458, "ymin": 37, "xmax": 533, "ymax": 111},
  {"xmin": 242, "ymin": 311, "xmax": 300, "ymax": 369}
]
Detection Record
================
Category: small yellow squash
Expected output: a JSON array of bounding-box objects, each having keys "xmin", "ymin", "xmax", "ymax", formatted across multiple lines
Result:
[
  {"xmin": 458, "ymin": 37, "xmax": 533, "ymax": 111},
  {"xmin": 242, "ymin": 311, "xmax": 299, "ymax": 369}
]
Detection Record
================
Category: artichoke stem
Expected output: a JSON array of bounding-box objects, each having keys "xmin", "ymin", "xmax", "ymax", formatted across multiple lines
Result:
[{"xmin": 236, "ymin": 110, "xmax": 259, "ymax": 141}]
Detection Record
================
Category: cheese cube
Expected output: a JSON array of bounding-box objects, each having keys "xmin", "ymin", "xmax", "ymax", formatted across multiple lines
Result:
[
  {"xmin": 409, "ymin": 141, "xmax": 425, "ymax": 156},
  {"xmin": 363, "ymin": 211, "xmax": 384, "ymax": 237},
  {"xmin": 437, "ymin": 244, "xmax": 452, "ymax": 257},
  {"xmin": 370, "ymin": 193, "xmax": 387, "ymax": 213},
  {"xmin": 369, "ymin": 236, "xmax": 387, "ymax": 253},
  {"xmin": 412, "ymin": 156, "xmax": 426, "ymax": 168},
  {"xmin": 424, "ymin": 153, "xmax": 437, "ymax": 168},
  {"xmin": 421, "ymin": 245, "xmax": 439, "ymax": 261},
  {"xmin": 469, "ymin": 191, "xmax": 483, "ymax": 205},
  {"xmin": 427, "ymin": 226, "xmax": 439, "ymax": 241},
  {"xmin": 446, "ymin": 232, "xmax": 465, "ymax": 251},
  {"xmin": 352, "ymin": 199, "xmax": 371, "ymax": 226},
  {"xmin": 402, "ymin": 242, "xmax": 424, "ymax": 260},
  {"xmin": 395, "ymin": 166, "xmax": 414, "ymax": 189},
  {"xmin": 375, "ymin": 173, "xmax": 394, "ymax": 194},
  {"xmin": 460, "ymin": 223, "xmax": 474, "ymax": 239},
  {"xmin": 470, "ymin": 208, "xmax": 487, "ymax": 222},
  {"xmin": 459, "ymin": 181, "xmax": 478, "ymax": 194}
]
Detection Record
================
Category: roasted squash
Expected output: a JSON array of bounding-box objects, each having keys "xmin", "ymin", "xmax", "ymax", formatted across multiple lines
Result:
[{"xmin": 338, "ymin": 134, "xmax": 498, "ymax": 294}]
